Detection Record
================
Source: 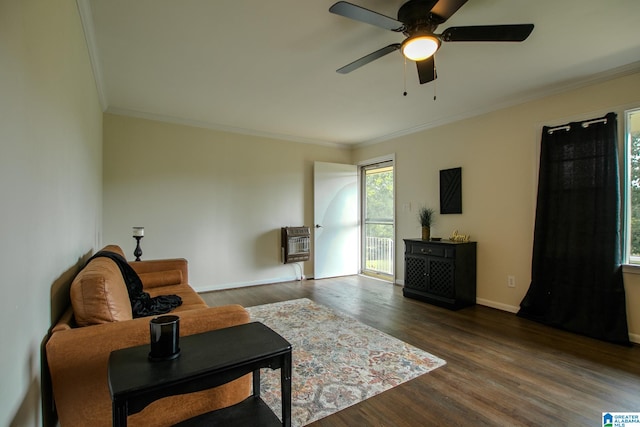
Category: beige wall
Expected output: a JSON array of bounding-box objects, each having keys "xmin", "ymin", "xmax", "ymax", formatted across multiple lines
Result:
[
  {"xmin": 102, "ymin": 114, "xmax": 351, "ymax": 290},
  {"xmin": 104, "ymin": 73, "xmax": 640, "ymax": 341},
  {"xmin": 353, "ymin": 71, "xmax": 640, "ymax": 341},
  {"xmin": 0, "ymin": 0, "xmax": 103, "ymax": 425}
]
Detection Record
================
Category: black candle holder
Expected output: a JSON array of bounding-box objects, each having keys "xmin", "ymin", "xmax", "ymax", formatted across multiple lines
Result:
[{"xmin": 134, "ymin": 236, "xmax": 143, "ymax": 261}]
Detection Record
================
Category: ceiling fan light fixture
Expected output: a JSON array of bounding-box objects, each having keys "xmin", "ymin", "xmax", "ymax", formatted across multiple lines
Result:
[{"xmin": 401, "ymin": 35, "xmax": 440, "ymax": 61}]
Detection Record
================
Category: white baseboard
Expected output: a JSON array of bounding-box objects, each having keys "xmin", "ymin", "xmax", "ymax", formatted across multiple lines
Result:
[
  {"xmin": 400, "ymin": 292, "xmax": 640, "ymax": 343},
  {"xmin": 394, "ymin": 284, "xmax": 519, "ymax": 313},
  {"xmin": 476, "ymin": 298, "xmax": 520, "ymax": 314},
  {"xmin": 476, "ymin": 299, "xmax": 639, "ymax": 344},
  {"xmin": 195, "ymin": 275, "xmax": 301, "ymax": 293},
  {"xmin": 199, "ymin": 279, "xmax": 639, "ymax": 344}
]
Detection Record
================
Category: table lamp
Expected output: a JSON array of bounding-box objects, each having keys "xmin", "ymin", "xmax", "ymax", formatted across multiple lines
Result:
[{"xmin": 132, "ymin": 227, "xmax": 144, "ymax": 261}]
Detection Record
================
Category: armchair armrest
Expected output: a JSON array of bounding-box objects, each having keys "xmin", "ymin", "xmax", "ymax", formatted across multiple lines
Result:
[{"xmin": 129, "ymin": 258, "xmax": 189, "ymax": 286}]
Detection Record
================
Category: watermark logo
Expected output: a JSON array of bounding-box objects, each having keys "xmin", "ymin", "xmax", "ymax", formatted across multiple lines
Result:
[{"xmin": 603, "ymin": 412, "xmax": 640, "ymax": 427}]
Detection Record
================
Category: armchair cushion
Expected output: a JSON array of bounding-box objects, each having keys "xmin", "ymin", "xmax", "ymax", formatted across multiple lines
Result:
[
  {"xmin": 139, "ymin": 269, "xmax": 183, "ymax": 288},
  {"xmin": 70, "ymin": 256, "xmax": 133, "ymax": 326},
  {"xmin": 71, "ymin": 249, "xmax": 187, "ymax": 326}
]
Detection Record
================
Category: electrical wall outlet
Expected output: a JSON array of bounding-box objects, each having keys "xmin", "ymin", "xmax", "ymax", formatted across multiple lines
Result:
[{"xmin": 507, "ymin": 275, "xmax": 516, "ymax": 288}]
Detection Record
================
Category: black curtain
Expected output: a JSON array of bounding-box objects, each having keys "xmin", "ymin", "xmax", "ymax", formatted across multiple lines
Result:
[{"xmin": 518, "ymin": 112, "xmax": 630, "ymax": 345}]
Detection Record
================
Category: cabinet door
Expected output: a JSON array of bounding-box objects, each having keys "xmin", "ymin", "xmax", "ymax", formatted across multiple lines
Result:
[
  {"xmin": 426, "ymin": 258, "xmax": 455, "ymax": 298},
  {"xmin": 405, "ymin": 256, "xmax": 427, "ymax": 291}
]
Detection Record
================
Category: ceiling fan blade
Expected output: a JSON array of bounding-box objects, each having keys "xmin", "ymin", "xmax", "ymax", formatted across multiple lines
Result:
[
  {"xmin": 416, "ymin": 56, "xmax": 437, "ymax": 84},
  {"xmin": 441, "ymin": 24, "xmax": 534, "ymax": 42},
  {"xmin": 329, "ymin": 1, "xmax": 404, "ymax": 32},
  {"xmin": 337, "ymin": 44, "xmax": 401, "ymax": 74},
  {"xmin": 430, "ymin": 0, "xmax": 468, "ymax": 23}
]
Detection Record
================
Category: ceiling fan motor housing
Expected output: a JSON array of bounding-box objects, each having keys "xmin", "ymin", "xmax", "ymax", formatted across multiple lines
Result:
[{"xmin": 398, "ymin": 0, "xmax": 444, "ymax": 37}]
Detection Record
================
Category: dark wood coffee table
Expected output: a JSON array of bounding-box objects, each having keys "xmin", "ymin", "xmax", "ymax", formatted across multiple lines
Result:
[{"xmin": 108, "ymin": 322, "xmax": 292, "ymax": 427}]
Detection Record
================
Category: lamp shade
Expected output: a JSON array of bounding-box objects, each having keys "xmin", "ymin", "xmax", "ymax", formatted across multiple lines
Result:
[{"xmin": 402, "ymin": 35, "xmax": 440, "ymax": 61}]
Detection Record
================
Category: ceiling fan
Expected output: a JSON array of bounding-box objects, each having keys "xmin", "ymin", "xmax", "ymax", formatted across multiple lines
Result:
[{"xmin": 329, "ymin": 0, "xmax": 534, "ymax": 84}]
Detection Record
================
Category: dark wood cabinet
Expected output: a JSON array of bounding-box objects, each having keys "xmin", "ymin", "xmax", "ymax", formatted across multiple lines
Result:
[{"xmin": 403, "ymin": 239, "xmax": 477, "ymax": 310}]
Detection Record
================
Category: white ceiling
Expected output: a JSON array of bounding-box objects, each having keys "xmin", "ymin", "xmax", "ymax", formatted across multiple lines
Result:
[{"xmin": 80, "ymin": 0, "xmax": 640, "ymax": 146}]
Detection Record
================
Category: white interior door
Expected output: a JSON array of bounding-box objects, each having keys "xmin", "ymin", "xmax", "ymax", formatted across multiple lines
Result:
[{"xmin": 314, "ymin": 162, "xmax": 358, "ymax": 279}]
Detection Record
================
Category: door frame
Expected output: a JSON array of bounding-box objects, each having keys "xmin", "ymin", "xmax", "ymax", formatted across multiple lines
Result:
[{"xmin": 358, "ymin": 154, "xmax": 396, "ymax": 282}]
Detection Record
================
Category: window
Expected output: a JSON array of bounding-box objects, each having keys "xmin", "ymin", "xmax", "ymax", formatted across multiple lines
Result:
[{"xmin": 626, "ymin": 108, "xmax": 640, "ymax": 263}]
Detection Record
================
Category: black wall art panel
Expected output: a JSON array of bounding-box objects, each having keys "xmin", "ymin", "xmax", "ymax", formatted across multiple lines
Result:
[{"xmin": 440, "ymin": 167, "xmax": 462, "ymax": 214}]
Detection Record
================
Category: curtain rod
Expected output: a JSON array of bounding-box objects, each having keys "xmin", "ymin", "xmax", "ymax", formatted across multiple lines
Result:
[
  {"xmin": 547, "ymin": 117, "xmax": 608, "ymax": 134},
  {"xmin": 547, "ymin": 125, "xmax": 570, "ymax": 134},
  {"xmin": 581, "ymin": 117, "xmax": 608, "ymax": 128}
]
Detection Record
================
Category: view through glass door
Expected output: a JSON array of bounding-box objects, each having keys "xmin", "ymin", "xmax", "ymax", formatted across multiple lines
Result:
[{"xmin": 362, "ymin": 161, "xmax": 394, "ymax": 280}]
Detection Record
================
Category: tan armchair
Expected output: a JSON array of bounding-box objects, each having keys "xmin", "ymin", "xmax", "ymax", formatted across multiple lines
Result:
[{"xmin": 46, "ymin": 245, "xmax": 251, "ymax": 426}]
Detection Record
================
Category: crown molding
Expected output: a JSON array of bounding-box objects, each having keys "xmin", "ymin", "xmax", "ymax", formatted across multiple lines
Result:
[
  {"xmin": 105, "ymin": 107, "xmax": 350, "ymax": 149},
  {"xmin": 76, "ymin": 0, "xmax": 107, "ymax": 111},
  {"xmin": 356, "ymin": 61, "xmax": 640, "ymax": 148}
]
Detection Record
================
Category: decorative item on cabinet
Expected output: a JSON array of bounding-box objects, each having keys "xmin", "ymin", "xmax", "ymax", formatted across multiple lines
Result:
[
  {"xmin": 403, "ymin": 239, "xmax": 476, "ymax": 310},
  {"xmin": 418, "ymin": 207, "xmax": 435, "ymax": 241},
  {"xmin": 449, "ymin": 229, "xmax": 470, "ymax": 242}
]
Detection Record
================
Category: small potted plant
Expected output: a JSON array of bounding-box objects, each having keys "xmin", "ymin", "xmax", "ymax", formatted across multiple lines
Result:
[{"xmin": 418, "ymin": 207, "xmax": 435, "ymax": 240}]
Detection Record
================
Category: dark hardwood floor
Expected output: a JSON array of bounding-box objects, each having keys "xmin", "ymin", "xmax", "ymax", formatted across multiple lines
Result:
[{"xmin": 200, "ymin": 275, "xmax": 640, "ymax": 426}]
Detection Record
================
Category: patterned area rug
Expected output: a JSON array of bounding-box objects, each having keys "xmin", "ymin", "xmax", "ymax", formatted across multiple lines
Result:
[{"xmin": 246, "ymin": 298, "xmax": 446, "ymax": 426}]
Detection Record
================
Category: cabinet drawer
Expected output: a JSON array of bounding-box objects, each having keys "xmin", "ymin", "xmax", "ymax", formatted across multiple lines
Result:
[{"xmin": 407, "ymin": 243, "xmax": 453, "ymax": 258}]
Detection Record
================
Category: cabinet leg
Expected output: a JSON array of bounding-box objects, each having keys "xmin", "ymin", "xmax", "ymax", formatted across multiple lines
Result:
[
  {"xmin": 112, "ymin": 402, "xmax": 128, "ymax": 427},
  {"xmin": 253, "ymin": 369, "xmax": 261, "ymax": 398},
  {"xmin": 281, "ymin": 352, "xmax": 292, "ymax": 427}
]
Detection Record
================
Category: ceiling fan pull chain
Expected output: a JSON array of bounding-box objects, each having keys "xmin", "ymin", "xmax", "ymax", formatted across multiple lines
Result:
[
  {"xmin": 433, "ymin": 61, "xmax": 437, "ymax": 100},
  {"xmin": 403, "ymin": 56, "xmax": 408, "ymax": 96}
]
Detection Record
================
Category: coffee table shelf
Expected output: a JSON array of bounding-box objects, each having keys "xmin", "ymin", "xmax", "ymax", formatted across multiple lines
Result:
[
  {"xmin": 174, "ymin": 395, "xmax": 281, "ymax": 426},
  {"xmin": 108, "ymin": 322, "xmax": 292, "ymax": 427}
]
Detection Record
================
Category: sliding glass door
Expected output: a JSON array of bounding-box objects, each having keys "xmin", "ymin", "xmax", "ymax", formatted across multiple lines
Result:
[{"xmin": 361, "ymin": 161, "xmax": 394, "ymax": 280}]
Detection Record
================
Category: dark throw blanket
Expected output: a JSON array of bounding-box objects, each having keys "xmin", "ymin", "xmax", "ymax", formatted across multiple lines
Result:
[{"xmin": 88, "ymin": 250, "xmax": 182, "ymax": 318}]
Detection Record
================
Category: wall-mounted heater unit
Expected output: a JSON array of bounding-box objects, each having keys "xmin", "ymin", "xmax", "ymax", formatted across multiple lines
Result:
[{"xmin": 281, "ymin": 226, "xmax": 311, "ymax": 264}]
